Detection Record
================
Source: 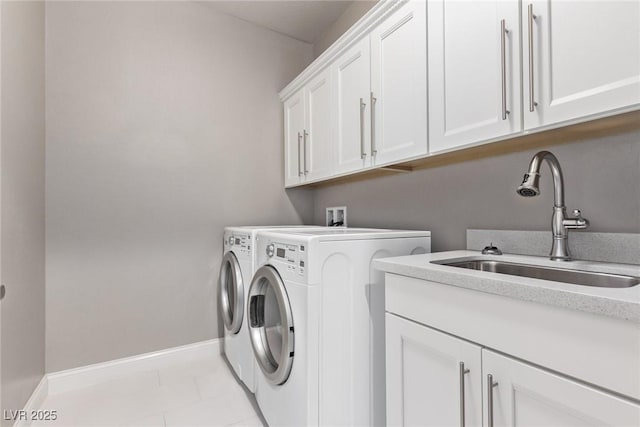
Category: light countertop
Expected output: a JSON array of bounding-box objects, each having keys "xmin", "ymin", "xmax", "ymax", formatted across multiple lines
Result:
[{"xmin": 373, "ymin": 250, "xmax": 640, "ymax": 323}]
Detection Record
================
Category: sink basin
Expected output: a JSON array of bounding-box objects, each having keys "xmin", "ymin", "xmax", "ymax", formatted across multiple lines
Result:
[{"xmin": 433, "ymin": 259, "xmax": 640, "ymax": 288}]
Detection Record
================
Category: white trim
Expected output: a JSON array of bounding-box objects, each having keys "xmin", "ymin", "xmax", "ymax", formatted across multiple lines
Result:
[
  {"xmin": 278, "ymin": 0, "xmax": 408, "ymax": 101},
  {"xmin": 12, "ymin": 339, "xmax": 221, "ymax": 425},
  {"xmin": 47, "ymin": 339, "xmax": 221, "ymax": 395},
  {"xmin": 13, "ymin": 376, "xmax": 48, "ymax": 427}
]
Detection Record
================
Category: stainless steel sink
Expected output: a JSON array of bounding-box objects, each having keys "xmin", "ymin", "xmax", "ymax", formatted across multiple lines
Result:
[{"xmin": 433, "ymin": 259, "xmax": 640, "ymax": 288}]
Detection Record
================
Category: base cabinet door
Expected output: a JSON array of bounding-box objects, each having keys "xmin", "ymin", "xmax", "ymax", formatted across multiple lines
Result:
[
  {"xmin": 483, "ymin": 350, "xmax": 640, "ymax": 426},
  {"xmin": 284, "ymin": 88, "xmax": 305, "ymax": 186},
  {"xmin": 386, "ymin": 314, "xmax": 483, "ymax": 427},
  {"xmin": 428, "ymin": 0, "xmax": 522, "ymax": 153},
  {"xmin": 370, "ymin": 0, "xmax": 427, "ymax": 166},
  {"xmin": 523, "ymin": 0, "xmax": 640, "ymax": 129}
]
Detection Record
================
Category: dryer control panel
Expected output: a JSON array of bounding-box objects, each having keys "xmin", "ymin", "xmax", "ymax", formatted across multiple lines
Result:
[{"xmin": 223, "ymin": 231, "xmax": 251, "ymax": 260}]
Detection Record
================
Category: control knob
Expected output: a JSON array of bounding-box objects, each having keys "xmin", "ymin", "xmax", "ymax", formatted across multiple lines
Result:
[{"xmin": 266, "ymin": 244, "xmax": 275, "ymax": 257}]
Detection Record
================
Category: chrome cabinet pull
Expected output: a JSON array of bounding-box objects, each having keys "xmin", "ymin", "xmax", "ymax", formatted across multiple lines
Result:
[
  {"xmin": 527, "ymin": 4, "xmax": 537, "ymax": 112},
  {"xmin": 303, "ymin": 130, "xmax": 309, "ymax": 175},
  {"xmin": 370, "ymin": 92, "xmax": 377, "ymax": 156},
  {"xmin": 360, "ymin": 98, "xmax": 367, "ymax": 159},
  {"xmin": 500, "ymin": 19, "xmax": 510, "ymax": 120},
  {"xmin": 487, "ymin": 374, "xmax": 499, "ymax": 427},
  {"xmin": 459, "ymin": 362, "xmax": 470, "ymax": 427},
  {"xmin": 297, "ymin": 132, "xmax": 303, "ymax": 176}
]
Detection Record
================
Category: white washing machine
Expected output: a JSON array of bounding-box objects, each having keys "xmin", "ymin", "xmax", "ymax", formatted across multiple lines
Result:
[
  {"xmin": 248, "ymin": 228, "xmax": 431, "ymax": 426},
  {"xmin": 220, "ymin": 226, "xmax": 328, "ymax": 393}
]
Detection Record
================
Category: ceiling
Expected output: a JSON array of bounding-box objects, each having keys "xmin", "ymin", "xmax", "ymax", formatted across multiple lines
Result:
[{"xmin": 206, "ymin": 1, "xmax": 354, "ymax": 43}]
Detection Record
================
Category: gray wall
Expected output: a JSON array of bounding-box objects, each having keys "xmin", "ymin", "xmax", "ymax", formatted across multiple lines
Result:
[
  {"xmin": 313, "ymin": 131, "xmax": 640, "ymax": 252},
  {"xmin": 1, "ymin": 0, "xmax": 46, "ymax": 421},
  {"xmin": 313, "ymin": 1, "xmax": 378, "ymax": 58},
  {"xmin": 45, "ymin": 1, "xmax": 314, "ymax": 372}
]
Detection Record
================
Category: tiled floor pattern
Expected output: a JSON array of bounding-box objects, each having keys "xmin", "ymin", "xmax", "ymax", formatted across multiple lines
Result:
[{"xmin": 31, "ymin": 355, "xmax": 265, "ymax": 426}]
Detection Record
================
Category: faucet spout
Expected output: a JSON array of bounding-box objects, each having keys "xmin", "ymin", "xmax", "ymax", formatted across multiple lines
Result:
[
  {"xmin": 516, "ymin": 151, "xmax": 589, "ymax": 261},
  {"xmin": 517, "ymin": 151, "xmax": 565, "ymax": 207}
]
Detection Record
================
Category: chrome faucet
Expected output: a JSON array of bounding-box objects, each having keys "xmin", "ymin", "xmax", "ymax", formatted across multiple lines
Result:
[{"xmin": 517, "ymin": 151, "xmax": 589, "ymax": 261}]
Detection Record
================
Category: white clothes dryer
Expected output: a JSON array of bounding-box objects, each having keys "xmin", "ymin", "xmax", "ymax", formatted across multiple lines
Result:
[
  {"xmin": 248, "ymin": 228, "xmax": 430, "ymax": 426},
  {"xmin": 220, "ymin": 226, "xmax": 327, "ymax": 393}
]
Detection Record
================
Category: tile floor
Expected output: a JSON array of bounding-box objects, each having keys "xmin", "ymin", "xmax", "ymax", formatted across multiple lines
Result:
[{"xmin": 32, "ymin": 355, "xmax": 265, "ymax": 427}]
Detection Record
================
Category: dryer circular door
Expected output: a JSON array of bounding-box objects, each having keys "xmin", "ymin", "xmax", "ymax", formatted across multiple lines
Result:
[
  {"xmin": 219, "ymin": 251, "xmax": 244, "ymax": 334},
  {"xmin": 248, "ymin": 265, "xmax": 294, "ymax": 385}
]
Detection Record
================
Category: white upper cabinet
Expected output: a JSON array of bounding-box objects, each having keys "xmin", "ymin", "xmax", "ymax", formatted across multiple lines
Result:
[
  {"xmin": 386, "ymin": 314, "xmax": 483, "ymax": 427},
  {"xmin": 333, "ymin": 37, "xmax": 372, "ymax": 174},
  {"xmin": 281, "ymin": 0, "xmax": 640, "ymax": 187},
  {"xmin": 304, "ymin": 68, "xmax": 335, "ymax": 181},
  {"xmin": 284, "ymin": 88, "xmax": 305, "ymax": 187},
  {"xmin": 483, "ymin": 350, "xmax": 640, "ymax": 426},
  {"xmin": 523, "ymin": 0, "xmax": 640, "ymax": 129},
  {"xmin": 428, "ymin": 0, "xmax": 522, "ymax": 153},
  {"xmin": 370, "ymin": 0, "xmax": 427, "ymax": 165}
]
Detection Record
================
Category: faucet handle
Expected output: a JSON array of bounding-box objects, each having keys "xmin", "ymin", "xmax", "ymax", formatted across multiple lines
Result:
[{"xmin": 565, "ymin": 209, "xmax": 589, "ymax": 229}]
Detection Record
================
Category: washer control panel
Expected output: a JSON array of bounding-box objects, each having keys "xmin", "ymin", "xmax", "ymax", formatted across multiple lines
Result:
[{"xmin": 262, "ymin": 239, "xmax": 307, "ymax": 280}]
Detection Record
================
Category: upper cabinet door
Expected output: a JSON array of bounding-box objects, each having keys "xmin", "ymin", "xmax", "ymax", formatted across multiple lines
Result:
[
  {"xmin": 370, "ymin": 0, "xmax": 428, "ymax": 165},
  {"xmin": 524, "ymin": 0, "xmax": 640, "ymax": 130},
  {"xmin": 304, "ymin": 68, "xmax": 335, "ymax": 181},
  {"xmin": 428, "ymin": 0, "xmax": 522, "ymax": 153},
  {"xmin": 283, "ymin": 88, "xmax": 305, "ymax": 187},
  {"xmin": 333, "ymin": 37, "xmax": 372, "ymax": 174},
  {"xmin": 386, "ymin": 314, "xmax": 483, "ymax": 427},
  {"xmin": 483, "ymin": 350, "xmax": 640, "ymax": 427}
]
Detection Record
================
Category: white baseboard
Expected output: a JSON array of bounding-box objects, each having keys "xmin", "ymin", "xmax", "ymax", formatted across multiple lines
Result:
[
  {"xmin": 46, "ymin": 338, "xmax": 221, "ymax": 396},
  {"xmin": 13, "ymin": 376, "xmax": 48, "ymax": 427},
  {"xmin": 13, "ymin": 339, "xmax": 221, "ymax": 426}
]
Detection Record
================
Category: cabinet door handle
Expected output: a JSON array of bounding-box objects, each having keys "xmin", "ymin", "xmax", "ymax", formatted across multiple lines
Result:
[
  {"xmin": 500, "ymin": 19, "xmax": 510, "ymax": 120},
  {"xmin": 527, "ymin": 4, "xmax": 538, "ymax": 112},
  {"xmin": 303, "ymin": 130, "xmax": 309, "ymax": 175},
  {"xmin": 487, "ymin": 374, "xmax": 499, "ymax": 427},
  {"xmin": 370, "ymin": 92, "xmax": 377, "ymax": 156},
  {"xmin": 459, "ymin": 362, "xmax": 470, "ymax": 427},
  {"xmin": 360, "ymin": 98, "xmax": 367, "ymax": 159},
  {"xmin": 297, "ymin": 132, "xmax": 303, "ymax": 176}
]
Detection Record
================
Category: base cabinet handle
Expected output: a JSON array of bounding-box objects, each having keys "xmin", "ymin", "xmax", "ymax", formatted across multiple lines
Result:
[
  {"xmin": 459, "ymin": 362, "xmax": 470, "ymax": 427},
  {"xmin": 487, "ymin": 374, "xmax": 499, "ymax": 427}
]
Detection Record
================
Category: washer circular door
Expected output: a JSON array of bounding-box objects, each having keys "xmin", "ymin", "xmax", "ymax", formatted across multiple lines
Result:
[
  {"xmin": 219, "ymin": 251, "xmax": 244, "ymax": 334},
  {"xmin": 248, "ymin": 265, "xmax": 294, "ymax": 385}
]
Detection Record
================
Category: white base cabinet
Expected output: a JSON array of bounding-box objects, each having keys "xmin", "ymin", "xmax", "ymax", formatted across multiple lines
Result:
[
  {"xmin": 386, "ymin": 311, "xmax": 640, "ymax": 426},
  {"xmin": 483, "ymin": 350, "xmax": 640, "ymax": 427},
  {"xmin": 386, "ymin": 314, "xmax": 482, "ymax": 427}
]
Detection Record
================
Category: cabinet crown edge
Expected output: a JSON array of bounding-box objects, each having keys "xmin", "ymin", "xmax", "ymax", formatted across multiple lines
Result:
[{"xmin": 279, "ymin": 0, "xmax": 408, "ymax": 102}]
